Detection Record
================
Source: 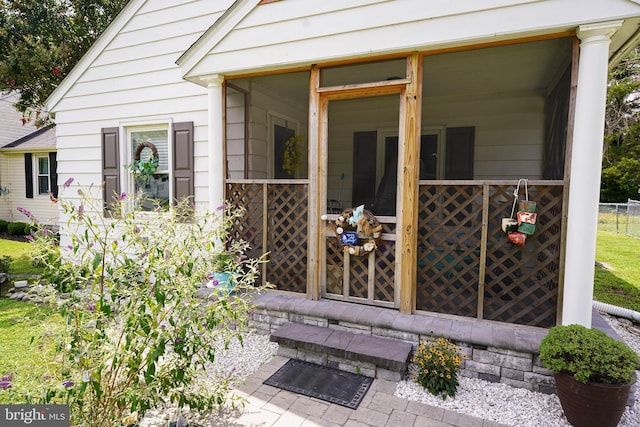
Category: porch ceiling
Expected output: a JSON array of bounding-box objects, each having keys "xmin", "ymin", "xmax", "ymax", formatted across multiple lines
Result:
[{"xmin": 243, "ymin": 37, "xmax": 573, "ymax": 105}]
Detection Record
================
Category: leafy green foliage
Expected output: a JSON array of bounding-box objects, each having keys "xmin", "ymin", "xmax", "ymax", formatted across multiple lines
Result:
[
  {"xmin": 0, "ymin": 219, "xmax": 8, "ymax": 233},
  {"xmin": 539, "ymin": 324, "xmax": 639, "ymax": 384},
  {"xmin": 7, "ymin": 222, "xmax": 27, "ymax": 235},
  {"xmin": 23, "ymin": 185, "xmax": 269, "ymax": 426},
  {"xmin": 0, "ymin": 0, "xmax": 129, "ymax": 125},
  {"xmin": 602, "ymin": 47, "xmax": 640, "ymax": 202},
  {"xmin": 412, "ymin": 335, "xmax": 465, "ymax": 399},
  {"xmin": 0, "ymin": 255, "xmax": 10, "ymax": 274}
]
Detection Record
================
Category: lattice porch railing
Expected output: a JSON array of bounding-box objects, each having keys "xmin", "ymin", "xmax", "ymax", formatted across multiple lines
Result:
[
  {"xmin": 417, "ymin": 181, "xmax": 565, "ymax": 328},
  {"xmin": 226, "ymin": 180, "xmax": 308, "ymax": 294}
]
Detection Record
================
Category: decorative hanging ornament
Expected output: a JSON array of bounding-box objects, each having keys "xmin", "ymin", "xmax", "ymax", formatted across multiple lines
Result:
[{"xmin": 332, "ymin": 205, "xmax": 382, "ymax": 256}]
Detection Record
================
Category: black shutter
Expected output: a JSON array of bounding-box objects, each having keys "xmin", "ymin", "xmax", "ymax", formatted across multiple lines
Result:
[
  {"xmin": 445, "ymin": 127, "xmax": 475, "ymax": 180},
  {"xmin": 352, "ymin": 131, "xmax": 378, "ymax": 208},
  {"xmin": 172, "ymin": 121, "xmax": 194, "ymax": 205},
  {"xmin": 24, "ymin": 153, "xmax": 33, "ymax": 198},
  {"xmin": 101, "ymin": 127, "xmax": 120, "ymax": 216},
  {"xmin": 49, "ymin": 152, "xmax": 58, "ymax": 197}
]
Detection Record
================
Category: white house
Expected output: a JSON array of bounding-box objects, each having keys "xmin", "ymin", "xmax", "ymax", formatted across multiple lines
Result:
[
  {"xmin": 0, "ymin": 92, "xmax": 57, "ymax": 224},
  {"xmin": 45, "ymin": 0, "xmax": 640, "ymax": 333}
]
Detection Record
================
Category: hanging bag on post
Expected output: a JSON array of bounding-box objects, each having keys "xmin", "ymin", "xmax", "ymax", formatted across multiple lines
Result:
[
  {"xmin": 502, "ymin": 181, "xmax": 521, "ymax": 234},
  {"xmin": 516, "ymin": 179, "xmax": 537, "ymax": 235}
]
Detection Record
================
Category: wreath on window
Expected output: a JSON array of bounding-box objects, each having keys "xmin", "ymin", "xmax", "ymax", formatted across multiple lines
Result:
[
  {"xmin": 332, "ymin": 205, "xmax": 382, "ymax": 256},
  {"xmin": 129, "ymin": 141, "xmax": 159, "ymax": 180}
]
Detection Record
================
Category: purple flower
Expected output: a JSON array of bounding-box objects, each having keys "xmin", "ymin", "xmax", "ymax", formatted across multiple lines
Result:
[
  {"xmin": 211, "ymin": 279, "xmax": 219, "ymax": 287},
  {"xmin": 62, "ymin": 380, "xmax": 74, "ymax": 388},
  {"xmin": 87, "ymin": 303, "xmax": 96, "ymax": 312},
  {"xmin": 205, "ymin": 273, "xmax": 213, "ymax": 280},
  {"xmin": 1, "ymin": 373, "xmax": 13, "ymax": 382},
  {"xmin": 25, "ymin": 234, "xmax": 33, "ymax": 241},
  {"xmin": 117, "ymin": 192, "xmax": 127, "ymax": 201},
  {"xmin": 17, "ymin": 206, "xmax": 34, "ymax": 220},
  {"xmin": 174, "ymin": 337, "xmax": 183, "ymax": 344},
  {"xmin": 67, "ymin": 245, "xmax": 73, "ymax": 250},
  {"xmin": 63, "ymin": 177, "xmax": 74, "ymax": 188},
  {"xmin": 134, "ymin": 226, "xmax": 140, "ymax": 234},
  {"xmin": 216, "ymin": 203, "xmax": 228, "ymax": 211},
  {"xmin": 77, "ymin": 204, "xmax": 84, "ymax": 218},
  {"xmin": 0, "ymin": 381, "xmax": 12, "ymax": 390}
]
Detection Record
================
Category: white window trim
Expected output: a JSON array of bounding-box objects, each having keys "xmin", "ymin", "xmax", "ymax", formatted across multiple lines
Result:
[
  {"xmin": 120, "ymin": 120, "xmax": 173, "ymax": 213},
  {"xmin": 34, "ymin": 154, "xmax": 50, "ymax": 196}
]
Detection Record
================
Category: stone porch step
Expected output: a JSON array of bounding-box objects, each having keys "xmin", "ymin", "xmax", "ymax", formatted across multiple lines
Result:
[{"xmin": 270, "ymin": 322, "xmax": 413, "ymax": 380}]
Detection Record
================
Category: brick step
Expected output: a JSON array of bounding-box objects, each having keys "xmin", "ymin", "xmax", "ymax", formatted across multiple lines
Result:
[{"xmin": 270, "ymin": 322, "xmax": 413, "ymax": 380}]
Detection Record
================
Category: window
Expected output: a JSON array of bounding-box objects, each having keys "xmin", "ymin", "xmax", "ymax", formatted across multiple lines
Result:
[
  {"xmin": 129, "ymin": 127, "xmax": 169, "ymax": 211},
  {"xmin": 36, "ymin": 155, "xmax": 50, "ymax": 195},
  {"xmin": 101, "ymin": 122, "xmax": 194, "ymax": 216},
  {"xmin": 268, "ymin": 113, "xmax": 299, "ymax": 179}
]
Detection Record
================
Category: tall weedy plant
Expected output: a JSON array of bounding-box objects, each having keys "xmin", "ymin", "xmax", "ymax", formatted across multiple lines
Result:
[{"xmin": 24, "ymin": 180, "xmax": 268, "ymax": 426}]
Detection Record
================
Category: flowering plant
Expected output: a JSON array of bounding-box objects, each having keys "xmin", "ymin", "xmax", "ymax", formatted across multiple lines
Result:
[
  {"xmin": 412, "ymin": 335, "xmax": 466, "ymax": 399},
  {"xmin": 21, "ymin": 181, "xmax": 269, "ymax": 426}
]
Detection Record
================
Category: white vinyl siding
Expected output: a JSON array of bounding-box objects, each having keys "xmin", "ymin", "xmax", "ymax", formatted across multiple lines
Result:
[
  {"xmin": 52, "ymin": 0, "xmax": 233, "ymax": 209},
  {"xmin": 187, "ymin": 0, "xmax": 639, "ymax": 77}
]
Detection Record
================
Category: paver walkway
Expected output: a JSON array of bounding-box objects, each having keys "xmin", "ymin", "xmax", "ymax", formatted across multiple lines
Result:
[{"xmin": 211, "ymin": 355, "xmax": 508, "ymax": 427}]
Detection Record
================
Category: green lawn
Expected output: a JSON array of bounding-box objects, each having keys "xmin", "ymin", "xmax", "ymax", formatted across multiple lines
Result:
[
  {"xmin": 0, "ymin": 238, "xmax": 43, "ymax": 276},
  {"xmin": 0, "ymin": 299, "xmax": 64, "ymax": 403},
  {"xmin": 594, "ymin": 230, "xmax": 640, "ymax": 312}
]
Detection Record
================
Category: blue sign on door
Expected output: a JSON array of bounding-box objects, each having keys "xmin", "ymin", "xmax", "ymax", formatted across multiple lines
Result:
[{"xmin": 340, "ymin": 231, "xmax": 358, "ymax": 245}]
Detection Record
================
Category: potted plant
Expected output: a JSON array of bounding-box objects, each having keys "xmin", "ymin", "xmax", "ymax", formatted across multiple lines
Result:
[{"xmin": 539, "ymin": 324, "xmax": 639, "ymax": 427}]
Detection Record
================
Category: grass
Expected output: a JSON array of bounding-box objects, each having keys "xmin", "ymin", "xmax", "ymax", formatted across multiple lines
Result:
[
  {"xmin": 0, "ymin": 238, "xmax": 44, "ymax": 276},
  {"xmin": 0, "ymin": 299, "xmax": 64, "ymax": 403},
  {"xmin": 594, "ymin": 230, "xmax": 640, "ymax": 312}
]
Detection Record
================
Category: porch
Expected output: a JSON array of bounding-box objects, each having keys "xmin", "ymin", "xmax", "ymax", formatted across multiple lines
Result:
[{"xmin": 228, "ymin": 179, "xmax": 564, "ymax": 329}]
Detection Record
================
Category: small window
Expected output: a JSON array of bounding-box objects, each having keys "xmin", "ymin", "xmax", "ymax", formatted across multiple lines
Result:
[
  {"xmin": 36, "ymin": 156, "xmax": 50, "ymax": 195},
  {"xmin": 128, "ymin": 127, "xmax": 169, "ymax": 211}
]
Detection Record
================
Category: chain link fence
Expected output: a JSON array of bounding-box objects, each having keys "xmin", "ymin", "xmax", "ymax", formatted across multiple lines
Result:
[{"xmin": 598, "ymin": 199, "xmax": 640, "ymax": 238}]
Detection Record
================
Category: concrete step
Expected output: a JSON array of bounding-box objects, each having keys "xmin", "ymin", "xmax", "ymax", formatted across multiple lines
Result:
[{"xmin": 270, "ymin": 322, "xmax": 413, "ymax": 380}]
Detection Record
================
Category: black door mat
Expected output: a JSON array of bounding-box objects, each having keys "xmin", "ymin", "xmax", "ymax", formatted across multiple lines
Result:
[{"xmin": 263, "ymin": 359, "xmax": 373, "ymax": 409}]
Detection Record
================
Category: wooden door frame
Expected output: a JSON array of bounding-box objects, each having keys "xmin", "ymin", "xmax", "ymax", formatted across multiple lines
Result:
[{"xmin": 307, "ymin": 53, "xmax": 422, "ymax": 313}]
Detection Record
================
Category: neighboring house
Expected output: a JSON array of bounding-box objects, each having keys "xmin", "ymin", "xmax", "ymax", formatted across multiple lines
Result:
[
  {"xmin": 0, "ymin": 125, "xmax": 58, "ymax": 225},
  {"xmin": 0, "ymin": 92, "xmax": 56, "ymax": 223},
  {"xmin": 44, "ymin": 0, "xmax": 640, "ymax": 334}
]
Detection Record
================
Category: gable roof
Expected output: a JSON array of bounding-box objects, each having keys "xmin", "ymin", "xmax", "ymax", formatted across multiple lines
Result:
[
  {"xmin": 176, "ymin": 0, "xmax": 258, "ymax": 83},
  {"xmin": 44, "ymin": 0, "xmax": 147, "ymax": 114},
  {"xmin": 1, "ymin": 125, "xmax": 56, "ymax": 151}
]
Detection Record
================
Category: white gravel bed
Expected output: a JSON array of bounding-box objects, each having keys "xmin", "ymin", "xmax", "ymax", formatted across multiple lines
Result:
[
  {"xmin": 140, "ymin": 333, "xmax": 278, "ymax": 426},
  {"xmin": 395, "ymin": 313, "xmax": 640, "ymax": 427}
]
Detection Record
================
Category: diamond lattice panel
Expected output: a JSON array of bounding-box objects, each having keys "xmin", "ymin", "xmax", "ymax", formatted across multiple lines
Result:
[
  {"xmin": 483, "ymin": 184, "xmax": 562, "ymax": 327},
  {"xmin": 416, "ymin": 185, "xmax": 482, "ymax": 318}
]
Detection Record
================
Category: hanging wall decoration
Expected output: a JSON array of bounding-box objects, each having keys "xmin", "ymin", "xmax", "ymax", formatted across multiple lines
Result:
[
  {"xmin": 332, "ymin": 205, "xmax": 382, "ymax": 256},
  {"xmin": 503, "ymin": 179, "xmax": 537, "ymax": 247},
  {"xmin": 129, "ymin": 141, "xmax": 159, "ymax": 181}
]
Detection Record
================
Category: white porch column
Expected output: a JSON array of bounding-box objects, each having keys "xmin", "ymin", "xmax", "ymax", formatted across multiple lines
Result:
[
  {"xmin": 205, "ymin": 75, "xmax": 225, "ymax": 211},
  {"xmin": 562, "ymin": 22, "xmax": 622, "ymax": 327}
]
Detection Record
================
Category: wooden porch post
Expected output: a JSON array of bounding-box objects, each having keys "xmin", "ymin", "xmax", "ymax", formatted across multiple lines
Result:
[
  {"xmin": 308, "ymin": 65, "xmax": 321, "ymax": 300},
  {"xmin": 563, "ymin": 22, "xmax": 622, "ymax": 327},
  {"xmin": 398, "ymin": 53, "xmax": 422, "ymax": 314}
]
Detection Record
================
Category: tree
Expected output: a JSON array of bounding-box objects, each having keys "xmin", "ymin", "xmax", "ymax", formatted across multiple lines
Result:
[
  {"xmin": 602, "ymin": 46, "xmax": 640, "ymax": 202},
  {"xmin": 0, "ymin": 0, "xmax": 129, "ymax": 126}
]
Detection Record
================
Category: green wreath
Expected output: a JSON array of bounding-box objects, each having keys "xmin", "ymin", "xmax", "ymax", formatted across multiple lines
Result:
[{"xmin": 129, "ymin": 141, "xmax": 159, "ymax": 180}]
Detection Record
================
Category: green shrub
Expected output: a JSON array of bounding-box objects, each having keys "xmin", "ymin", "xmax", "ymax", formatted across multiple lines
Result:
[
  {"xmin": 539, "ymin": 324, "xmax": 639, "ymax": 384},
  {"xmin": 7, "ymin": 222, "xmax": 27, "ymax": 235},
  {"xmin": 0, "ymin": 255, "xmax": 11, "ymax": 274},
  {"xmin": 412, "ymin": 335, "xmax": 466, "ymax": 399},
  {"xmin": 0, "ymin": 219, "xmax": 8, "ymax": 233}
]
